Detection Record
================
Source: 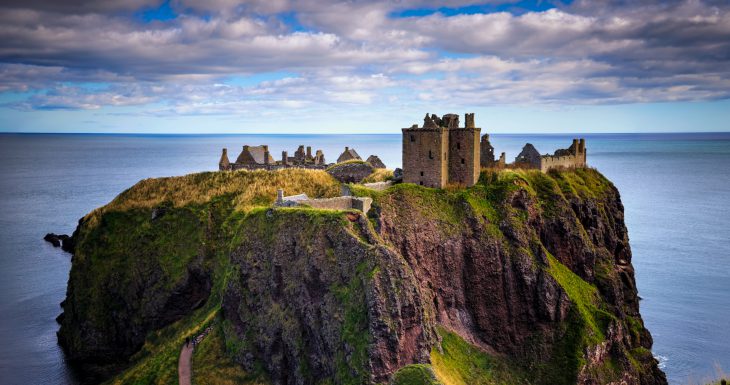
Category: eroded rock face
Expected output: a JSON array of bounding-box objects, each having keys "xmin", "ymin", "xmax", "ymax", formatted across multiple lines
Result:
[
  {"xmin": 57, "ymin": 206, "xmax": 214, "ymax": 380},
  {"xmin": 371, "ymin": 171, "xmax": 666, "ymax": 385},
  {"xmin": 222, "ymin": 210, "xmax": 434, "ymax": 385},
  {"xmin": 327, "ymin": 162, "xmax": 374, "ymax": 183}
]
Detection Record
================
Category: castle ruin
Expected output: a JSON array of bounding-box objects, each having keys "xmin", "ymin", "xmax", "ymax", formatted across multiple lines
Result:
[
  {"xmin": 402, "ymin": 113, "xmax": 587, "ymax": 187},
  {"xmin": 402, "ymin": 113, "xmax": 481, "ymax": 188},
  {"xmin": 219, "ymin": 144, "xmax": 386, "ymax": 172},
  {"xmin": 219, "ymin": 144, "xmax": 327, "ymax": 171}
]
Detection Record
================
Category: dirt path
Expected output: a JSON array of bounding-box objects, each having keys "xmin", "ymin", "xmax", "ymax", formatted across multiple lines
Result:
[{"xmin": 178, "ymin": 343, "xmax": 193, "ymax": 385}]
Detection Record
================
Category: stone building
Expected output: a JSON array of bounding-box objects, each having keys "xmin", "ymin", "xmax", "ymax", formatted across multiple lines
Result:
[
  {"xmin": 402, "ymin": 112, "xmax": 481, "ymax": 188},
  {"xmin": 337, "ymin": 147, "xmax": 361, "ymax": 163},
  {"xmin": 538, "ymin": 139, "xmax": 586, "ymax": 172},
  {"xmin": 219, "ymin": 144, "xmax": 328, "ymax": 171},
  {"xmin": 506, "ymin": 139, "xmax": 587, "ymax": 172},
  {"xmin": 401, "ymin": 113, "xmax": 588, "ymax": 188},
  {"xmin": 366, "ymin": 155, "xmax": 386, "ymax": 169},
  {"xmin": 514, "ymin": 143, "xmax": 541, "ymax": 168}
]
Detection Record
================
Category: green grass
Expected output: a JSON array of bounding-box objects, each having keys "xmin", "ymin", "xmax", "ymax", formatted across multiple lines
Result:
[
  {"xmin": 325, "ymin": 159, "xmax": 367, "ymax": 171},
  {"xmin": 191, "ymin": 320, "xmax": 267, "ymax": 385},
  {"xmin": 330, "ymin": 261, "xmax": 372, "ymax": 385},
  {"xmin": 361, "ymin": 168, "xmax": 394, "ymax": 183},
  {"xmin": 107, "ymin": 308, "xmax": 219, "ymax": 385},
  {"xmin": 545, "ymin": 253, "xmax": 616, "ymax": 344},
  {"xmin": 430, "ymin": 327, "xmax": 527, "ymax": 385},
  {"xmin": 391, "ymin": 364, "xmax": 443, "ymax": 385}
]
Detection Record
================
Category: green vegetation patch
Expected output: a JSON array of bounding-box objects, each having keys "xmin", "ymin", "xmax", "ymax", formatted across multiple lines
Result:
[
  {"xmin": 330, "ymin": 261, "xmax": 373, "ymax": 385},
  {"xmin": 325, "ymin": 159, "xmax": 367, "ymax": 171},
  {"xmin": 361, "ymin": 168, "xmax": 394, "ymax": 183},
  {"xmin": 391, "ymin": 364, "xmax": 443, "ymax": 385},
  {"xmin": 192, "ymin": 320, "xmax": 267, "ymax": 385},
  {"xmin": 545, "ymin": 253, "xmax": 614, "ymax": 343},
  {"xmin": 430, "ymin": 327, "xmax": 527, "ymax": 385}
]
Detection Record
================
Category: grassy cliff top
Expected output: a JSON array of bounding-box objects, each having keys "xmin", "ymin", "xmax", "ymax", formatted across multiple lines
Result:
[{"xmin": 85, "ymin": 168, "xmax": 341, "ymax": 221}]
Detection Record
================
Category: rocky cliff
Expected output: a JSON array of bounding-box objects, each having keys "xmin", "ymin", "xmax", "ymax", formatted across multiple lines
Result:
[{"xmin": 57, "ymin": 168, "xmax": 666, "ymax": 385}]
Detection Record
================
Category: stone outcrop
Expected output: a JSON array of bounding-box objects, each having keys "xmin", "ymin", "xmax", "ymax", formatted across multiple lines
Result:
[{"xmin": 44, "ymin": 233, "xmax": 74, "ymax": 252}]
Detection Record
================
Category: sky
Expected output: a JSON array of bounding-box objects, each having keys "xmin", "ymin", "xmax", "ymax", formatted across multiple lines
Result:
[{"xmin": 0, "ymin": 0, "xmax": 729, "ymax": 134}]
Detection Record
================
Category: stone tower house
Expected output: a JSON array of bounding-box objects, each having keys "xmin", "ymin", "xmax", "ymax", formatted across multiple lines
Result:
[{"xmin": 402, "ymin": 113, "xmax": 481, "ymax": 188}]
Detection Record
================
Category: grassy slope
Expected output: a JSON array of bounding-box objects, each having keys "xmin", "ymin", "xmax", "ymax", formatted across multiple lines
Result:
[{"xmin": 81, "ymin": 167, "xmax": 631, "ymax": 384}]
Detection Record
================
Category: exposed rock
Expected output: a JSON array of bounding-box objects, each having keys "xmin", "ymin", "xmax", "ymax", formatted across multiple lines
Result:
[
  {"xmin": 366, "ymin": 155, "xmax": 386, "ymax": 169},
  {"xmin": 327, "ymin": 161, "xmax": 374, "ymax": 183},
  {"xmin": 44, "ymin": 233, "xmax": 71, "ymax": 250},
  {"xmin": 393, "ymin": 168, "xmax": 403, "ymax": 181}
]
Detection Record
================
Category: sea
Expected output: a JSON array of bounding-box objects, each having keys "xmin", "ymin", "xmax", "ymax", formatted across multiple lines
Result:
[{"xmin": 0, "ymin": 133, "xmax": 728, "ymax": 385}]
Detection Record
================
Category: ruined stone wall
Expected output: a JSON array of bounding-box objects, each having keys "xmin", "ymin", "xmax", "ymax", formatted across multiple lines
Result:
[
  {"xmin": 298, "ymin": 196, "xmax": 372, "ymax": 213},
  {"xmin": 230, "ymin": 164, "xmax": 328, "ymax": 171},
  {"xmin": 539, "ymin": 139, "xmax": 587, "ymax": 172},
  {"xmin": 480, "ymin": 135, "xmax": 495, "ymax": 168},
  {"xmin": 447, "ymin": 128, "xmax": 481, "ymax": 186},
  {"xmin": 402, "ymin": 128, "xmax": 449, "ymax": 188}
]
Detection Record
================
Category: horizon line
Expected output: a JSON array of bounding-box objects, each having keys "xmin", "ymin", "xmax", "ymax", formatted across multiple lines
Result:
[{"xmin": 2, "ymin": 131, "xmax": 729, "ymax": 136}]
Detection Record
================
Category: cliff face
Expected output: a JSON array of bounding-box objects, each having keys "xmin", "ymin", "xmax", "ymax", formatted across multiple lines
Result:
[{"xmin": 57, "ymin": 168, "xmax": 666, "ymax": 385}]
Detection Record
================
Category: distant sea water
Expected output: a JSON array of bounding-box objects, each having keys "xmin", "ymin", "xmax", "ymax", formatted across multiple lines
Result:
[{"xmin": 0, "ymin": 132, "xmax": 729, "ymax": 385}]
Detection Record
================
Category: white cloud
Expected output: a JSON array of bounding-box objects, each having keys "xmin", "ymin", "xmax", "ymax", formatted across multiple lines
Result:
[{"xmin": 0, "ymin": 0, "xmax": 729, "ymax": 111}]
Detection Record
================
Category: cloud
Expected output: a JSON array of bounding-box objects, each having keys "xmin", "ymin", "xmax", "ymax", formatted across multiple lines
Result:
[{"xmin": 0, "ymin": 0, "xmax": 729, "ymax": 112}]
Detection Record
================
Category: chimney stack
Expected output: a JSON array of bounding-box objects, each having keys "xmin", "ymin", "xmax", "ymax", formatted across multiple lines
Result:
[
  {"xmin": 263, "ymin": 145, "xmax": 270, "ymax": 165},
  {"xmin": 282, "ymin": 151, "xmax": 288, "ymax": 165},
  {"xmin": 306, "ymin": 146, "xmax": 312, "ymax": 158},
  {"xmin": 277, "ymin": 189, "xmax": 284, "ymax": 204}
]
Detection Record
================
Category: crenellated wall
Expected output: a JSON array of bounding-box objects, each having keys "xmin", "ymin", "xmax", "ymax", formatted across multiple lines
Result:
[{"xmin": 539, "ymin": 139, "xmax": 587, "ymax": 172}]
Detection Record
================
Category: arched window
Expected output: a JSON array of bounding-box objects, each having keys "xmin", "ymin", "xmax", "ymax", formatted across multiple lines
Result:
[
  {"xmin": 461, "ymin": 158, "xmax": 465, "ymax": 164},
  {"xmin": 410, "ymin": 135, "xmax": 415, "ymax": 142},
  {"xmin": 429, "ymin": 150, "xmax": 433, "ymax": 159},
  {"xmin": 457, "ymin": 142, "xmax": 461, "ymax": 150}
]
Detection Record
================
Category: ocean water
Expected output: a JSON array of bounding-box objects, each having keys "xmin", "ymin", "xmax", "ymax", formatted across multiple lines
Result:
[{"xmin": 0, "ymin": 133, "xmax": 728, "ymax": 385}]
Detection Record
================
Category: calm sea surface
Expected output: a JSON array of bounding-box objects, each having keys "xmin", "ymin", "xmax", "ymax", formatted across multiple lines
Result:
[{"xmin": 0, "ymin": 133, "xmax": 728, "ymax": 385}]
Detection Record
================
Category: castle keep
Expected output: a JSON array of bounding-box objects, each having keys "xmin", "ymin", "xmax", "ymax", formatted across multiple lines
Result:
[
  {"xmin": 402, "ymin": 113, "xmax": 481, "ymax": 188},
  {"xmin": 402, "ymin": 113, "xmax": 587, "ymax": 188}
]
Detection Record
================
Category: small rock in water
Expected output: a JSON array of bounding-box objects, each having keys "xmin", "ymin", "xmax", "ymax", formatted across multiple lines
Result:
[{"xmin": 44, "ymin": 233, "xmax": 61, "ymax": 247}]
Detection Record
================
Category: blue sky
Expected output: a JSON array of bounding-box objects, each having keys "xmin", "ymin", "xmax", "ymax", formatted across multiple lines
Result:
[{"xmin": 0, "ymin": 0, "xmax": 729, "ymax": 133}]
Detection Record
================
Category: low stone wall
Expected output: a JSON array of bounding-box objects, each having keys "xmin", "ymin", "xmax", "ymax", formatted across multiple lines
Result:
[
  {"xmin": 299, "ymin": 196, "xmax": 372, "ymax": 214},
  {"xmin": 362, "ymin": 181, "xmax": 393, "ymax": 191},
  {"xmin": 230, "ymin": 164, "xmax": 328, "ymax": 171},
  {"xmin": 539, "ymin": 154, "xmax": 586, "ymax": 172}
]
